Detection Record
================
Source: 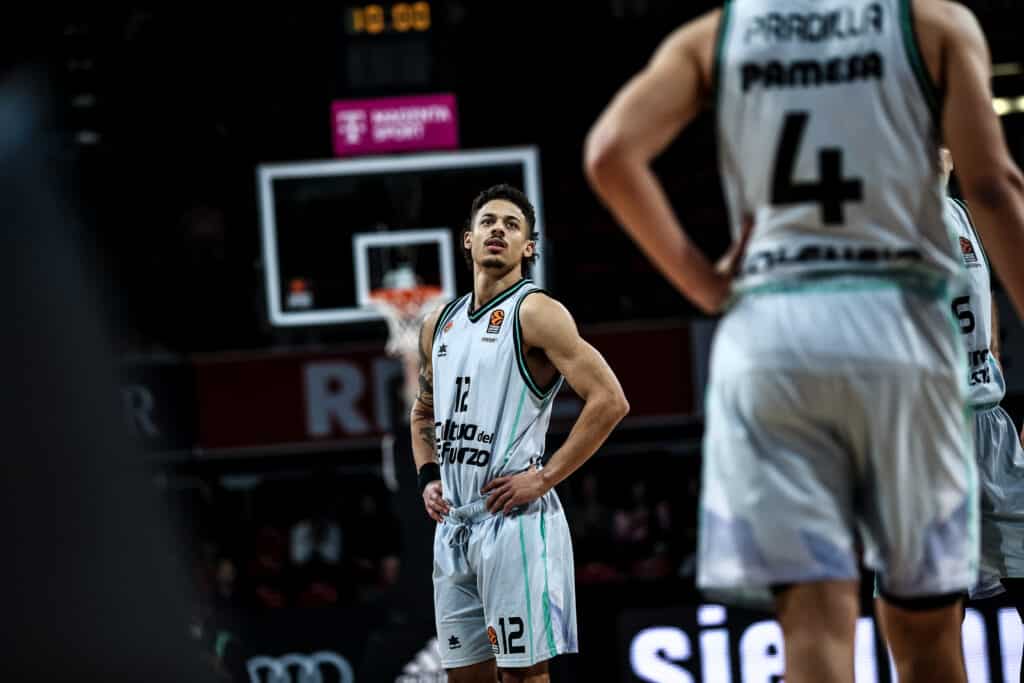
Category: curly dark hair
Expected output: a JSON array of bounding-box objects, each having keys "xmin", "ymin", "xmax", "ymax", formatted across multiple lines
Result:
[{"xmin": 463, "ymin": 184, "xmax": 539, "ymax": 273}]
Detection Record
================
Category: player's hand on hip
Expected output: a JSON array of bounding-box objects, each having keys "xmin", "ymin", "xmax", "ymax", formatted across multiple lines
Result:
[
  {"xmin": 482, "ymin": 467, "xmax": 549, "ymax": 515},
  {"xmin": 422, "ymin": 480, "xmax": 450, "ymax": 523},
  {"xmin": 708, "ymin": 214, "xmax": 755, "ymax": 312},
  {"xmin": 715, "ymin": 215, "xmax": 754, "ymax": 277}
]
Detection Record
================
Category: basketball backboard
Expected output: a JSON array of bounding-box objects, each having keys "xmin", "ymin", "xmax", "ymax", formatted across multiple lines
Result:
[{"xmin": 257, "ymin": 147, "xmax": 545, "ymax": 327}]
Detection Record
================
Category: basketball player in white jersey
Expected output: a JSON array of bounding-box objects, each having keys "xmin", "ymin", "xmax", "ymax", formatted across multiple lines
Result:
[
  {"xmin": 409, "ymin": 184, "xmax": 629, "ymax": 683},
  {"xmin": 585, "ymin": 1, "xmax": 1024, "ymax": 682},
  {"xmin": 942, "ymin": 149, "xmax": 1024, "ymax": 679}
]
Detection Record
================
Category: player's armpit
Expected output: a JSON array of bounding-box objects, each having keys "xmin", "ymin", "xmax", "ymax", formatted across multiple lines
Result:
[
  {"xmin": 518, "ymin": 294, "xmax": 629, "ymax": 489},
  {"xmin": 519, "ymin": 294, "xmax": 625, "ymax": 407}
]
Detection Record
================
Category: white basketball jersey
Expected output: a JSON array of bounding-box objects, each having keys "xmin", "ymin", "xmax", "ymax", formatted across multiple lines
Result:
[
  {"xmin": 431, "ymin": 279, "xmax": 563, "ymax": 507},
  {"xmin": 947, "ymin": 197, "xmax": 1005, "ymax": 407},
  {"xmin": 716, "ymin": 0, "xmax": 960, "ymax": 289}
]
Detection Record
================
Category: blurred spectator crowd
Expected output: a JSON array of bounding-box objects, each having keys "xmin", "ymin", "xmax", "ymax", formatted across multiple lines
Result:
[
  {"xmin": 564, "ymin": 454, "xmax": 701, "ymax": 585},
  {"xmin": 169, "ymin": 452, "xmax": 703, "ymax": 618},
  {"xmin": 170, "ymin": 471, "xmax": 402, "ymax": 615}
]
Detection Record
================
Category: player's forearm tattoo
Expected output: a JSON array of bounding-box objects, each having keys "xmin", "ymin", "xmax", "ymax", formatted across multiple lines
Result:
[
  {"xmin": 411, "ymin": 320, "xmax": 437, "ymax": 457},
  {"xmin": 418, "ymin": 424, "xmax": 436, "ymax": 453},
  {"xmin": 416, "ymin": 318, "xmax": 434, "ymax": 409}
]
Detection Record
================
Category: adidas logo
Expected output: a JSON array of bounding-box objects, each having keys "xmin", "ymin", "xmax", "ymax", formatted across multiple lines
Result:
[
  {"xmin": 438, "ymin": 344, "xmax": 447, "ymax": 357},
  {"xmin": 448, "ymin": 635, "xmax": 461, "ymax": 650}
]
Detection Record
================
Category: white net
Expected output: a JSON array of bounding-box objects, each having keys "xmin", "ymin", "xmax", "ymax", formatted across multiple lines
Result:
[
  {"xmin": 370, "ymin": 284, "xmax": 445, "ymax": 413},
  {"xmin": 371, "ymin": 290, "xmax": 444, "ymax": 358}
]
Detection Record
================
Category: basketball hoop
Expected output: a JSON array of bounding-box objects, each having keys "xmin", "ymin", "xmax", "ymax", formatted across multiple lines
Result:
[
  {"xmin": 370, "ymin": 284, "xmax": 445, "ymax": 416},
  {"xmin": 369, "ymin": 285, "xmax": 445, "ymax": 358}
]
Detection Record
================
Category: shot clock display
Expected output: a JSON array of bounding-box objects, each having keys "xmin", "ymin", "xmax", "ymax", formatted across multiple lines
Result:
[{"xmin": 346, "ymin": 2, "xmax": 432, "ymax": 35}]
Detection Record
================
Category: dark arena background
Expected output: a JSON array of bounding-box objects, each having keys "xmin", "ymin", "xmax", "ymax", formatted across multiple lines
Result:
[{"xmin": 3, "ymin": 1, "xmax": 1024, "ymax": 681}]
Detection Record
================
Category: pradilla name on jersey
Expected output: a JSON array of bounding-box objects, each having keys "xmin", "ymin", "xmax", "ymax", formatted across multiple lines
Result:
[{"xmin": 717, "ymin": 0, "xmax": 957, "ymax": 292}]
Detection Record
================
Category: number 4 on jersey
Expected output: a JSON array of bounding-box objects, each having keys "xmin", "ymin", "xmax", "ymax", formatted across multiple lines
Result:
[{"xmin": 771, "ymin": 112, "xmax": 864, "ymax": 226}]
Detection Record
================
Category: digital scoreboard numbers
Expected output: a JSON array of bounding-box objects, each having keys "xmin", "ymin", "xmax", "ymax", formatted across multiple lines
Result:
[
  {"xmin": 346, "ymin": 2, "xmax": 432, "ymax": 35},
  {"xmin": 341, "ymin": 2, "xmax": 435, "ymax": 90}
]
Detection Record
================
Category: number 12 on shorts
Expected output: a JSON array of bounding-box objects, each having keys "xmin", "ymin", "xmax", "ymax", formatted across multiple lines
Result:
[{"xmin": 487, "ymin": 617, "xmax": 525, "ymax": 655}]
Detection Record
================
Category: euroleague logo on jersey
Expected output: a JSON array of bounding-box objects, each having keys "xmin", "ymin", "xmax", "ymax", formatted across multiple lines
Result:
[
  {"xmin": 443, "ymin": 319, "xmax": 455, "ymax": 334},
  {"xmin": 487, "ymin": 309, "xmax": 505, "ymax": 334},
  {"xmin": 959, "ymin": 236, "xmax": 980, "ymax": 267}
]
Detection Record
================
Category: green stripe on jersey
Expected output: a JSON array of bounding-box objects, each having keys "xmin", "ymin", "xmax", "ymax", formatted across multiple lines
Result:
[
  {"xmin": 540, "ymin": 513, "xmax": 557, "ymax": 658},
  {"xmin": 513, "ymin": 289, "xmax": 561, "ymax": 400},
  {"xmin": 467, "ymin": 278, "xmax": 532, "ymax": 322},
  {"xmin": 518, "ymin": 517, "xmax": 536, "ymax": 663},
  {"xmin": 712, "ymin": 1, "xmax": 734, "ymax": 112},
  {"xmin": 899, "ymin": 0, "xmax": 941, "ymax": 125},
  {"xmin": 736, "ymin": 269, "xmax": 949, "ymax": 301},
  {"xmin": 501, "ymin": 387, "xmax": 529, "ymax": 470},
  {"xmin": 432, "ymin": 295, "xmax": 467, "ymax": 343}
]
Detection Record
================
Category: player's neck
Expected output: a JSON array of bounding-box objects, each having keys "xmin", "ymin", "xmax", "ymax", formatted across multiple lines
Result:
[{"xmin": 472, "ymin": 266, "xmax": 525, "ymax": 311}]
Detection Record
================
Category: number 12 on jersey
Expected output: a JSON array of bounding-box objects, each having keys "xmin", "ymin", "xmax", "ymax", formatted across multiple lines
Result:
[
  {"xmin": 771, "ymin": 112, "xmax": 864, "ymax": 226},
  {"xmin": 455, "ymin": 376, "xmax": 471, "ymax": 413}
]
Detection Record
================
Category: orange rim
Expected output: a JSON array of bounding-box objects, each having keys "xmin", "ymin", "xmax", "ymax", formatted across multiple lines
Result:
[{"xmin": 369, "ymin": 285, "xmax": 442, "ymax": 315}]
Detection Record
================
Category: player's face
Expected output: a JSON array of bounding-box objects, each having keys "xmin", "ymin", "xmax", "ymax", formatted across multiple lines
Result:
[{"xmin": 465, "ymin": 199, "xmax": 535, "ymax": 272}]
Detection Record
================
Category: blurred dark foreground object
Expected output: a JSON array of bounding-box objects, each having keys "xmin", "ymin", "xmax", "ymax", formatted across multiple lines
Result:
[{"xmin": 0, "ymin": 68, "xmax": 216, "ymax": 682}]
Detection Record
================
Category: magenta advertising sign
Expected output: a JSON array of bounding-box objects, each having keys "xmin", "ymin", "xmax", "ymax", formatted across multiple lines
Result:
[{"xmin": 331, "ymin": 93, "xmax": 459, "ymax": 157}]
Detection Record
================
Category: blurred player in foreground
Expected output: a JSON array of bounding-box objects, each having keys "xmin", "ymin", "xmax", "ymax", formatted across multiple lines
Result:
[
  {"xmin": 585, "ymin": 1, "xmax": 1024, "ymax": 681},
  {"xmin": 410, "ymin": 184, "xmax": 629, "ymax": 682}
]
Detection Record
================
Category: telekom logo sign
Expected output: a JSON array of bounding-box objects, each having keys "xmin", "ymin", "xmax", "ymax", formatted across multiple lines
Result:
[
  {"xmin": 331, "ymin": 93, "xmax": 459, "ymax": 156},
  {"xmin": 336, "ymin": 110, "xmax": 368, "ymax": 146}
]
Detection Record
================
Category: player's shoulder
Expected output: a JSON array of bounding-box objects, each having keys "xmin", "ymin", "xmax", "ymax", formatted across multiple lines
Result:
[
  {"xmin": 518, "ymin": 288, "xmax": 576, "ymax": 334},
  {"xmin": 518, "ymin": 287, "xmax": 563, "ymax": 314},
  {"xmin": 675, "ymin": 6, "xmax": 721, "ymax": 44},
  {"xmin": 422, "ymin": 302, "xmax": 444, "ymax": 331},
  {"xmin": 660, "ymin": 7, "xmax": 721, "ymax": 67},
  {"xmin": 915, "ymin": 0, "xmax": 983, "ymax": 42},
  {"xmin": 422, "ymin": 295, "xmax": 467, "ymax": 346},
  {"xmin": 434, "ymin": 292, "xmax": 470, "ymax": 322}
]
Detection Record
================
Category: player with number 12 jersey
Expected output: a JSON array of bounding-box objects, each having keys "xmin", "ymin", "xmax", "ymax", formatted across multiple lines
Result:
[{"xmin": 409, "ymin": 184, "xmax": 628, "ymax": 680}]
